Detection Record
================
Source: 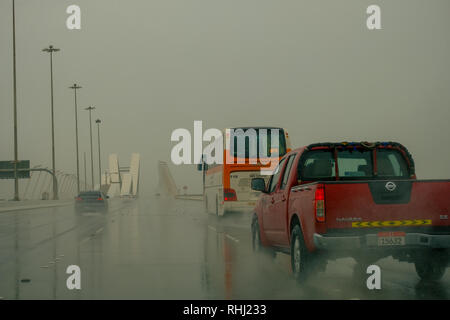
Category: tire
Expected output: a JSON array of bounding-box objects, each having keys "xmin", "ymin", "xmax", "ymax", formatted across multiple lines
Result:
[
  {"xmin": 215, "ymin": 197, "xmax": 219, "ymax": 217},
  {"xmin": 290, "ymin": 224, "xmax": 310, "ymax": 284},
  {"xmin": 252, "ymin": 219, "xmax": 262, "ymax": 253},
  {"xmin": 415, "ymin": 257, "xmax": 447, "ymax": 281}
]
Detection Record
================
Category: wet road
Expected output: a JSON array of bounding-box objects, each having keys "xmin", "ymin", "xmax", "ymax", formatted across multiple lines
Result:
[{"xmin": 0, "ymin": 197, "xmax": 449, "ymax": 300}]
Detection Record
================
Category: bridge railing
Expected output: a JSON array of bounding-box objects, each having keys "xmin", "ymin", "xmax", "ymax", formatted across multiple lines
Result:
[{"xmin": 0, "ymin": 165, "xmax": 87, "ymax": 200}]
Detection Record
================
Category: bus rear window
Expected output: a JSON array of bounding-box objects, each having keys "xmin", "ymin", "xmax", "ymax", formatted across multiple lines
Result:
[{"xmin": 230, "ymin": 128, "xmax": 286, "ymax": 159}]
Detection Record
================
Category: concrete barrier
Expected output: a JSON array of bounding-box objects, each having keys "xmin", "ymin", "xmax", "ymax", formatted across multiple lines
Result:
[
  {"xmin": 175, "ymin": 194, "xmax": 203, "ymax": 201},
  {"xmin": 0, "ymin": 200, "xmax": 73, "ymax": 213}
]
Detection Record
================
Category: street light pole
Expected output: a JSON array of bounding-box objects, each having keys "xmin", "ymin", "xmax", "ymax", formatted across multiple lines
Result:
[
  {"xmin": 85, "ymin": 106, "xmax": 95, "ymax": 190},
  {"xmin": 42, "ymin": 45, "xmax": 60, "ymax": 200},
  {"xmin": 95, "ymin": 119, "xmax": 102, "ymax": 190},
  {"xmin": 12, "ymin": 0, "xmax": 19, "ymax": 201},
  {"xmin": 83, "ymin": 152, "xmax": 87, "ymax": 191},
  {"xmin": 69, "ymin": 84, "xmax": 82, "ymax": 194}
]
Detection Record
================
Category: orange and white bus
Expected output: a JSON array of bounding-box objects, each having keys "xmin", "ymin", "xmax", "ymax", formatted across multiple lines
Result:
[{"xmin": 202, "ymin": 127, "xmax": 291, "ymax": 216}]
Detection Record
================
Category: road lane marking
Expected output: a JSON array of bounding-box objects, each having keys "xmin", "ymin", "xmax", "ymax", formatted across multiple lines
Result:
[
  {"xmin": 95, "ymin": 227, "xmax": 104, "ymax": 234},
  {"xmin": 225, "ymin": 234, "xmax": 240, "ymax": 243},
  {"xmin": 208, "ymin": 224, "xmax": 240, "ymax": 243}
]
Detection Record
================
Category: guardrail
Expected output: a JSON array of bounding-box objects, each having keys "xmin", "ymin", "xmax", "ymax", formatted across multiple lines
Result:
[{"xmin": 0, "ymin": 167, "xmax": 84, "ymax": 200}]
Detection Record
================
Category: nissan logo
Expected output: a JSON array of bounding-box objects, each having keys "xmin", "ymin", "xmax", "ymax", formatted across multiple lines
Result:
[{"xmin": 385, "ymin": 181, "xmax": 397, "ymax": 192}]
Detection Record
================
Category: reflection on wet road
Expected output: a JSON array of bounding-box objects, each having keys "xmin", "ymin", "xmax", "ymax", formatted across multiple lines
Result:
[{"xmin": 0, "ymin": 197, "xmax": 449, "ymax": 299}]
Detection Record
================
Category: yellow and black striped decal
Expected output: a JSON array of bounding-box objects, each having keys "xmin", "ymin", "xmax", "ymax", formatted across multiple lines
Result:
[{"xmin": 351, "ymin": 219, "xmax": 431, "ymax": 228}]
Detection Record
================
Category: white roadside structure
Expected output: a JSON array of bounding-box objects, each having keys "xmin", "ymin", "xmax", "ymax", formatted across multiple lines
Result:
[
  {"xmin": 107, "ymin": 154, "xmax": 121, "ymax": 197},
  {"xmin": 156, "ymin": 161, "xmax": 178, "ymax": 197},
  {"xmin": 106, "ymin": 153, "xmax": 140, "ymax": 198}
]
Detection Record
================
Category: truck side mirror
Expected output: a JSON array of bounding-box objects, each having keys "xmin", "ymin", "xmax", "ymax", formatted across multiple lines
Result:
[{"xmin": 251, "ymin": 178, "xmax": 266, "ymax": 193}]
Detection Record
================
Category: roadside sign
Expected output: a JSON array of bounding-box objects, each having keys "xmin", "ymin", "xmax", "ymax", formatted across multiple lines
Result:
[{"xmin": 0, "ymin": 160, "xmax": 31, "ymax": 179}]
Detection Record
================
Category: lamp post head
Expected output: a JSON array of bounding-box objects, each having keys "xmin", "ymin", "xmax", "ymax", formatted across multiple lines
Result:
[
  {"xmin": 69, "ymin": 84, "xmax": 82, "ymax": 90},
  {"xmin": 42, "ymin": 45, "xmax": 60, "ymax": 53},
  {"xmin": 95, "ymin": 119, "xmax": 101, "ymax": 124}
]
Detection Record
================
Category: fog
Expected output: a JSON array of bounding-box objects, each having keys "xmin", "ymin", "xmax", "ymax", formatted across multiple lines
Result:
[{"xmin": 1, "ymin": 0, "xmax": 450, "ymax": 198}]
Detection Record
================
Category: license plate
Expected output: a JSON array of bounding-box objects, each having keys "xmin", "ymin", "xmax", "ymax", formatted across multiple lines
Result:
[{"xmin": 377, "ymin": 231, "xmax": 406, "ymax": 246}]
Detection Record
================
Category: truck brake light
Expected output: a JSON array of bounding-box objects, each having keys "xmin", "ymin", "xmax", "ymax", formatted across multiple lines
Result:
[
  {"xmin": 224, "ymin": 188, "xmax": 237, "ymax": 201},
  {"xmin": 314, "ymin": 184, "xmax": 325, "ymax": 222}
]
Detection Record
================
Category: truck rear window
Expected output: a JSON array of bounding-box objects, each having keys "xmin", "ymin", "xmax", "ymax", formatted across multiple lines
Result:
[{"xmin": 299, "ymin": 148, "xmax": 409, "ymax": 180}]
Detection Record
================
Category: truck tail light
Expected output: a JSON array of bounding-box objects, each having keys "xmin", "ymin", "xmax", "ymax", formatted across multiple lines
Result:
[
  {"xmin": 314, "ymin": 184, "xmax": 325, "ymax": 222},
  {"xmin": 224, "ymin": 188, "xmax": 237, "ymax": 201}
]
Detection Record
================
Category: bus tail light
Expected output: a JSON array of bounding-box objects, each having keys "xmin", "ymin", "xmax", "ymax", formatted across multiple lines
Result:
[
  {"xmin": 314, "ymin": 184, "xmax": 325, "ymax": 222},
  {"xmin": 224, "ymin": 188, "xmax": 237, "ymax": 201},
  {"xmin": 97, "ymin": 197, "xmax": 104, "ymax": 201},
  {"xmin": 76, "ymin": 197, "xmax": 82, "ymax": 201}
]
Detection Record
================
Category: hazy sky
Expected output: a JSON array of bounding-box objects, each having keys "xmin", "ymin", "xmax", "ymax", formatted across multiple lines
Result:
[{"xmin": 1, "ymin": 0, "xmax": 450, "ymax": 198}]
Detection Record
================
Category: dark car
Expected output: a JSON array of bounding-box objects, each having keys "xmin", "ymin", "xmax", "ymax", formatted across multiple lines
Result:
[{"xmin": 74, "ymin": 191, "xmax": 109, "ymax": 213}]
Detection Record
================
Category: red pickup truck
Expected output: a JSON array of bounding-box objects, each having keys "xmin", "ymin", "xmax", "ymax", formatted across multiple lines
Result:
[{"xmin": 251, "ymin": 141, "xmax": 450, "ymax": 283}]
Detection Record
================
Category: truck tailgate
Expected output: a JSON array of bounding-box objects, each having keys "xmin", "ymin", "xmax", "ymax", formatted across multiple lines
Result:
[{"xmin": 324, "ymin": 179, "xmax": 450, "ymax": 231}]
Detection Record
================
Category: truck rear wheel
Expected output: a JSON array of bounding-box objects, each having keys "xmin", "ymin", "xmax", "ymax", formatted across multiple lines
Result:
[
  {"xmin": 415, "ymin": 257, "xmax": 447, "ymax": 281},
  {"xmin": 290, "ymin": 225, "xmax": 310, "ymax": 284}
]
